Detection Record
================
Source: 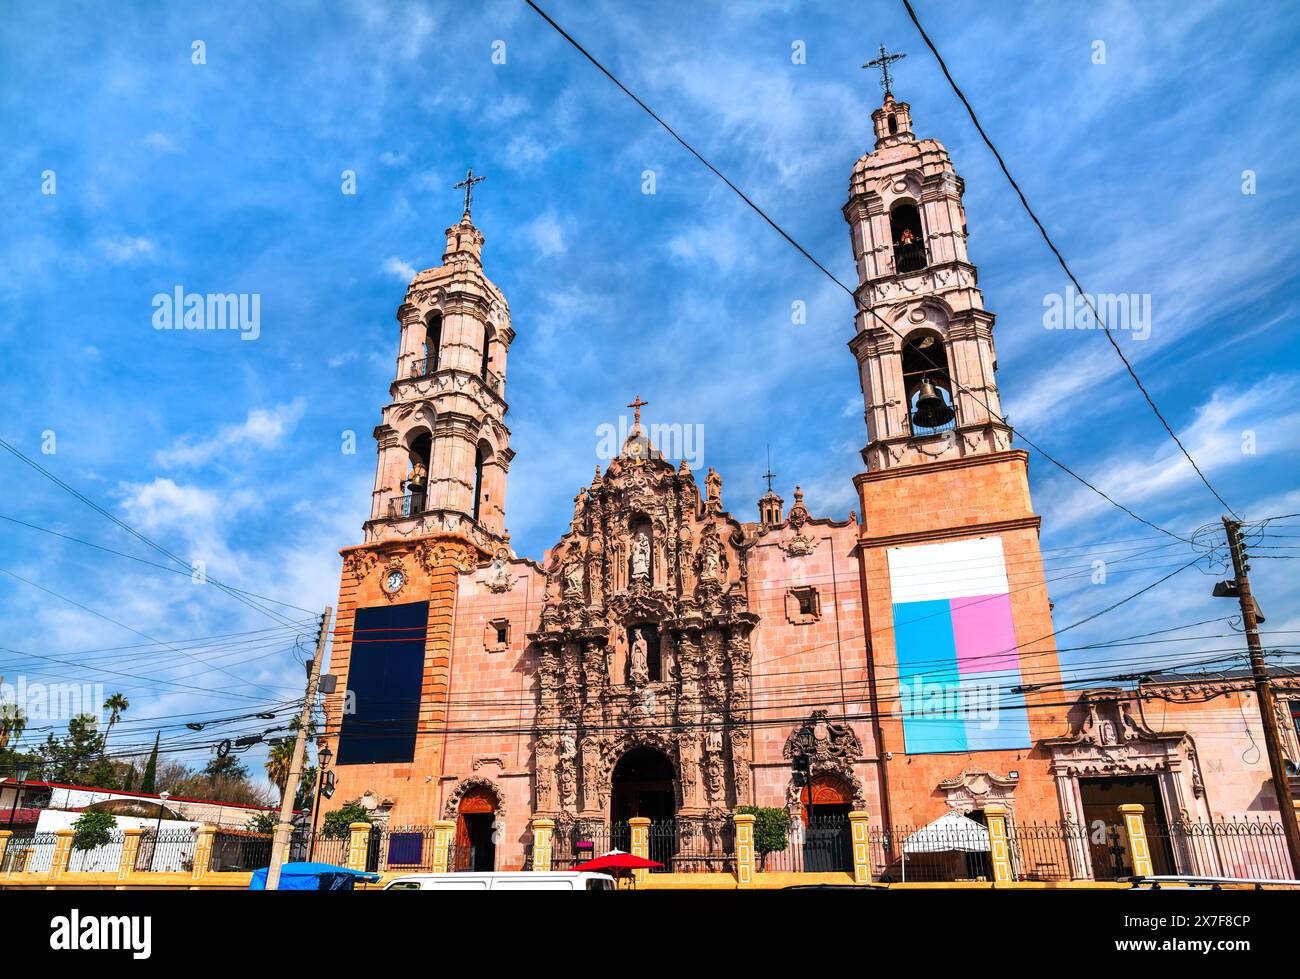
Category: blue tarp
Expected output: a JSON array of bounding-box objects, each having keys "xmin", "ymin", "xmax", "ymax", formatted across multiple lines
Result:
[{"xmin": 248, "ymin": 861, "xmax": 381, "ymax": 890}]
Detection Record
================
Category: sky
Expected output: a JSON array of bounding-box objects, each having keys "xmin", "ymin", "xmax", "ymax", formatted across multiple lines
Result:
[{"xmin": 1, "ymin": 0, "xmax": 1298, "ymax": 792}]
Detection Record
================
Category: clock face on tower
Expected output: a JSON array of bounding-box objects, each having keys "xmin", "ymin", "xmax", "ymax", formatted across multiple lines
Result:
[{"xmin": 383, "ymin": 568, "xmax": 405, "ymax": 595}]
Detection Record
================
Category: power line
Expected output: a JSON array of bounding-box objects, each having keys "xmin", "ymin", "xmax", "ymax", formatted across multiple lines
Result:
[
  {"xmin": 520, "ymin": 0, "xmax": 1190, "ymax": 543},
  {"xmin": 900, "ymin": 0, "xmax": 1238, "ymax": 518},
  {"xmin": 0, "ymin": 438, "xmax": 304, "ymax": 627}
]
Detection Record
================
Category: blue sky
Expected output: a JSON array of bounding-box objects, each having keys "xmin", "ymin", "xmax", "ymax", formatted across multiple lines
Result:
[{"xmin": 2, "ymin": 0, "xmax": 1298, "ymax": 787}]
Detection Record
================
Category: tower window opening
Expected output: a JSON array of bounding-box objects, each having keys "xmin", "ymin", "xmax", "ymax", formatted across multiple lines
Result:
[
  {"xmin": 419, "ymin": 312, "xmax": 442, "ymax": 376},
  {"xmin": 472, "ymin": 444, "xmax": 486, "ymax": 523},
  {"xmin": 890, "ymin": 203, "xmax": 927, "ymax": 274},
  {"xmin": 888, "ymin": 114, "xmax": 898, "ymax": 135},
  {"xmin": 902, "ymin": 334, "xmax": 957, "ymax": 437},
  {"xmin": 480, "ymin": 325, "xmax": 492, "ymax": 382},
  {"xmin": 398, "ymin": 433, "xmax": 431, "ymax": 516}
]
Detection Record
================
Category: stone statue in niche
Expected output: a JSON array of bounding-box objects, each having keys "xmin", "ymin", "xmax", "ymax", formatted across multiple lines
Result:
[
  {"xmin": 705, "ymin": 467, "xmax": 722, "ymax": 511},
  {"xmin": 563, "ymin": 555, "xmax": 584, "ymax": 598},
  {"xmin": 631, "ymin": 528, "xmax": 651, "ymax": 581},
  {"xmin": 699, "ymin": 533, "xmax": 722, "ymax": 580},
  {"xmin": 629, "ymin": 628, "xmax": 649, "ymax": 684}
]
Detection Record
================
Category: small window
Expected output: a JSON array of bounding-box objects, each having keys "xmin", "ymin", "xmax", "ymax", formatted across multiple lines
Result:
[
  {"xmin": 786, "ymin": 587, "xmax": 821, "ymax": 625},
  {"xmin": 486, "ymin": 618, "xmax": 510, "ymax": 653}
]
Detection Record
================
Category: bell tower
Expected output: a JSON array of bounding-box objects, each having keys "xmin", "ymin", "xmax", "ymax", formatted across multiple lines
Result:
[
  {"xmin": 846, "ymin": 60, "xmax": 1065, "ymax": 823},
  {"xmin": 322, "ymin": 172, "xmax": 513, "ymax": 824},
  {"xmin": 367, "ymin": 170, "xmax": 513, "ymax": 547}
]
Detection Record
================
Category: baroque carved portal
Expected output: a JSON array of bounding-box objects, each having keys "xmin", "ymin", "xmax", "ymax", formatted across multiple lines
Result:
[{"xmin": 530, "ymin": 440, "xmax": 758, "ymax": 849}]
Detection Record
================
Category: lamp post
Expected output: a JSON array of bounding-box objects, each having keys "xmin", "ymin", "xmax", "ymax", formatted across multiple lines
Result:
[
  {"xmin": 794, "ymin": 723, "xmax": 815, "ymax": 871},
  {"xmin": 5, "ymin": 764, "xmax": 29, "ymax": 833},
  {"xmin": 148, "ymin": 790, "xmax": 169, "ymax": 872},
  {"xmin": 307, "ymin": 744, "xmax": 333, "ymax": 862}
]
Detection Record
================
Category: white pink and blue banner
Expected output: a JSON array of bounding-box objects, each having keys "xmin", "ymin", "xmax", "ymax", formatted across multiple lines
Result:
[{"xmin": 887, "ymin": 537, "xmax": 1031, "ymax": 754}]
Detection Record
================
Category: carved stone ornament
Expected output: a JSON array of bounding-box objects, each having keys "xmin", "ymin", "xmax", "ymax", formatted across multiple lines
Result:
[
  {"xmin": 783, "ymin": 709, "xmax": 867, "ymax": 809},
  {"xmin": 443, "ymin": 776, "xmax": 506, "ymax": 822},
  {"xmin": 937, "ymin": 769, "xmax": 1018, "ymax": 814},
  {"xmin": 530, "ymin": 446, "xmax": 759, "ymax": 823}
]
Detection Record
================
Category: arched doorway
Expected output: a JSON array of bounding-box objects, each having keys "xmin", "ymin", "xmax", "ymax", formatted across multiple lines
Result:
[
  {"xmin": 453, "ymin": 786, "xmax": 498, "ymax": 872},
  {"xmin": 800, "ymin": 773, "xmax": 853, "ymax": 873},
  {"xmin": 610, "ymin": 747, "xmax": 676, "ymax": 822},
  {"xmin": 610, "ymin": 747, "xmax": 676, "ymax": 866}
]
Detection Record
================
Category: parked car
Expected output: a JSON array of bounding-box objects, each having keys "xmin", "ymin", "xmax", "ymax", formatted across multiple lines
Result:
[{"xmin": 384, "ymin": 871, "xmax": 616, "ymax": 891}]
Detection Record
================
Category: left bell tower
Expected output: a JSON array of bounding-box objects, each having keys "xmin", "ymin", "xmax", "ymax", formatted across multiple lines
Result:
[{"xmin": 322, "ymin": 176, "xmax": 513, "ymax": 824}]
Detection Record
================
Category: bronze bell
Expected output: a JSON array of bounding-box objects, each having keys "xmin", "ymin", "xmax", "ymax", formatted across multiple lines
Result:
[{"xmin": 911, "ymin": 376, "xmax": 955, "ymax": 429}]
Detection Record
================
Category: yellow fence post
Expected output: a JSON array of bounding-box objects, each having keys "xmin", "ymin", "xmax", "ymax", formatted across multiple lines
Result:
[
  {"xmin": 983, "ymin": 805, "xmax": 1013, "ymax": 885},
  {"xmin": 118, "ymin": 828, "xmax": 143, "ymax": 881},
  {"xmin": 0, "ymin": 829, "xmax": 11, "ymax": 873},
  {"xmin": 629, "ymin": 817, "xmax": 651, "ymax": 887},
  {"xmin": 50, "ymin": 828, "xmax": 74, "ymax": 881},
  {"xmin": 733, "ymin": 812, "xmax": 756, "ymax": 887},
  {"xmin": 432, "ymin": 819, "xmax": 456, "ymax": 873},
  {"xmin": 346, "ymin": 822, "xmax": 372, "ymax": 872},
  {"xmin": 848, "ymin": 810, "xmax": 874, "ymax": 885},
  {"xmin": 530, "ymin": 818, "xmax": 554, "ymax": 872},
  {"xmin": 1119, "ymin": 804, "xmax": 1154, "ymax": 878},
  {"xmin": 192, "ymin": 825, "xmax": 215, "ymax": 881}
]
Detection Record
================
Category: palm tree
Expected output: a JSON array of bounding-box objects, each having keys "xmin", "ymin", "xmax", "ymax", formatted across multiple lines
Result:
[
  {"xmin": 102, "ymin": 693, "xmax": 130, "ymax": 750},
  {"xmin": 0, "ymin": 705, "xmax": 26, "ymax": 752},
  {"xmin": 265, "ymin": 739, "xmax": 294, "ymax": 801}
]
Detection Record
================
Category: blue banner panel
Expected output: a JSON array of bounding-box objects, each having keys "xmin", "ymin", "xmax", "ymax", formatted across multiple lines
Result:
[
  {"xmin": 337, "ymin": 601, "xmax": 428, "ymax": 765},
  {"xmin": 892, "ymin": 598, "xmax": 967, "ymax": 753}
]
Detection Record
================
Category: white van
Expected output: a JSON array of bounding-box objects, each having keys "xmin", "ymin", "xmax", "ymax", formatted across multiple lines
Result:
[{"xmin": 383, "ymin": 871, "xmax": 617, "ymax": 891}]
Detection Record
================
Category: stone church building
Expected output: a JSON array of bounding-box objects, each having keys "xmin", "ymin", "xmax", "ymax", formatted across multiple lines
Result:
[{"xmin": 319, "ymin": 86, "xmax": 1299, "ymax": 875}]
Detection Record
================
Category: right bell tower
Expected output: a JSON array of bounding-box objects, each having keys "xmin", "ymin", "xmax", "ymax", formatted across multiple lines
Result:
[{"xmin": 846, "ymin": 59, "xmax": 1065, "ymax": 822}]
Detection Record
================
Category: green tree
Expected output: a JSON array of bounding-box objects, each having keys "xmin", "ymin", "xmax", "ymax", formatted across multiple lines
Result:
[
  {"xmin": 37, "ymin": 714, "xmax": 114, "ymax": 787},
  {"xmin": 139, "ymin": 732, "xmax": 160, "ymax": 794},
  {"xmin": 101, "ymin": 692, "xmax": 129, "ymax": 750},
  {"xmin": 246, "ymin": 810, "xmax": 277, "ymax": 835},
  {"xmin": 737, "ymin": 806, "xmax": 791, "ymax": 870},
  {"xmin": 322, "ymin": 803, "xmax": 370, "ymax": 839},
  {"xmin": 71, "ymin": 810, "xmax": 118, "ymax": 851}
]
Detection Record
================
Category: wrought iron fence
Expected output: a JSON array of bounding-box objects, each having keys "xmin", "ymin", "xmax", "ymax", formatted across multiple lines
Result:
[
  {"xmin": 552, "ymin": 823, "xmax": 615, "ymax": 871},
  {"xmin": 209, "ymin": 830, "xmax": 273, "ymax": 872},
  {"xmin": 893, "ymin": 242, "xmax": 928, "ymax": 274},
  {"xmin": 134, "ymin": 828, "xmax": 196, "ymax": 873},
  {"xmin": 649, "ymin": 819, "xmax": 735, "ymax": 873},
  {"xmin": 360, "ymin": 826, "xmax": 441, "ymax": 873},
  {"xmin": 759, "ymin": 816, "xmax": 854, "ymax": 874},
  {"xmin": 0, "ymin": 832, "xmax": 56, "ymax": 873},
  {"xmin": 67, "ymin": 831, "xmax": 125, "ymax": 873},
  {"xmin": 1149, "ymin": 817, "xmax": 1293, "ymax": 881}
]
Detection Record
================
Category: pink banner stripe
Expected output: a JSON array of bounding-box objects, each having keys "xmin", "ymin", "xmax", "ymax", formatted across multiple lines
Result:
[{"xmin": 950, "ymin": 593, "xmax": 1020, "ymax": 677}]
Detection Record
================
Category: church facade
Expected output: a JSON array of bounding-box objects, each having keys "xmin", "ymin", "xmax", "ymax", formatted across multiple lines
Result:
[{"xmin": 318, "ymin": 88, "xmax": 1299, "ymax": 875}]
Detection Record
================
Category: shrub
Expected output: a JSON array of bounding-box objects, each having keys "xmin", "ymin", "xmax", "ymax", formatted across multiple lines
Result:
[
  {"xmin": 71, "ymin": 810, "xmax": 118, "ymax": 851},
  {"xmin": 737, "ymin": 805, "xmax": 790, "ymax": 869}
]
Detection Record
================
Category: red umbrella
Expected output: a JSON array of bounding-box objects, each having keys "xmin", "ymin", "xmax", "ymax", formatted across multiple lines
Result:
[{"xmin": 573, "ymin": 851, "xmax": 663, "ymax": 874}]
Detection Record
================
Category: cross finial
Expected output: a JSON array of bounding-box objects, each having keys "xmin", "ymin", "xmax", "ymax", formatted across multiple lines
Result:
[
  {"xmin": 627, "ymin": 395, "xmax": 649, "ymax": 428},
  {"xmin": 763, "ymin": 445, "xmax": 777, "ymax": 494},
  {"xmin": 454, "ymin": 167, "xmax": 487, "ymax": 219},
  {"xmin": 864, "ymin": 42, "xmax": 906, "ymax": 98}
]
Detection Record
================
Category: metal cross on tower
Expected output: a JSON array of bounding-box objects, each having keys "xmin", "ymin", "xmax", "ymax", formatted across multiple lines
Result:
[
  {"xmin": 454, "ymin": 167, "xmax": 487, "ymax": 218},
  {"xmin": 763, "ymin": 445, "xmax": 777, "ymax": 494},
  {"xmin": 627, "ymin": 395, "xmax": 649, "ymax": 428},
  {"xmin": 864, "ymin": 43, "xmax": 906, "ymax": 97}
]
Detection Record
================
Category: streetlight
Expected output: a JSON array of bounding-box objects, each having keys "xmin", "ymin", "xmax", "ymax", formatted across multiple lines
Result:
[
  {"xmin": 793, "ymin": 724, "xmax": 815, "ymax": 869},
  {"xmin": 308, "ymin": 744, "xmax": 334, "ymax": 862},
  {"xmin": 149, "ymin": 790, "xmax": 170, "ymax": 872},
  {"xmin": 5, "ymin": 764, "xmax": 30, "ymax": 834}
]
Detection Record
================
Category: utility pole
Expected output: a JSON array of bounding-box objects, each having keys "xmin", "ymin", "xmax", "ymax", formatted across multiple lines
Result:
[
  {"xmin": 265, "ymin": 606, "xmax": 332, "ymax": 890},
  {"xmin": 1222, "ymin": 517, "xmax": 1300, "ymax": 879}
]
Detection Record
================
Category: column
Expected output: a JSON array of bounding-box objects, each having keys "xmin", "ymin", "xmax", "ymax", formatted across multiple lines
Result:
[
  {"xmin": 733, "ymin": 813, "xmax": 755, "ymax": 887},
  {"xmin": 1119, "ymin": 804, "xmax": 1154, "ymax": 878},
  {"xmin": 629, "ymin": 817, "xmax": 651, "ymax": 887},
  {"xmin": 346, "ymin": 822, "xmax": 372, "ymax": 872},
  {"xmin": 531, "ymin": 818, "xmax": 555, "ymax": 872},
  {"xmin": 50, "ymin": 828, "xmax": 74, "ymax": 881},
  {"xmin": 118, "ymin": 828, "xmax": 143, "ymax": 882},
  {"xmin": 848, "ymin": 810, "xmax": 874, "ymax": 886},
  {"xmin": 432, "ymin": 819, "xmax": 456, "ymax": 873},
  {"xmin": 983, "ymin": 805, "xmax": 1013, "ymax": 885}
]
